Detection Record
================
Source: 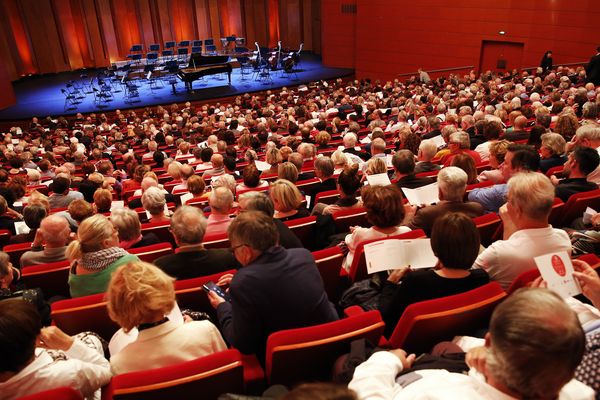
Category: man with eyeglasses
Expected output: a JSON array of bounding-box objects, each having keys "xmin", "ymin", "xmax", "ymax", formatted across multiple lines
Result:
[{"xmin": 207, "ymin": 211, "xmax": 338, "ymax": 363}]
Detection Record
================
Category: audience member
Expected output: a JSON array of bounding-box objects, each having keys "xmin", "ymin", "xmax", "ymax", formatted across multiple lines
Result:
[
  {"xmin": 110, "ymin": 207, "xmax": 160, "ymax": 250},
  {"xmin": 392, "ymin": 150, "xmax": 434, "ymax": 189},
  {"xmin": 20, "ymin": 215, "xmax": 70, "ymax": 268},
  {"xmin": 205, "ymin": 187, "xmax": 233, "ymax": 237},
  {"xmin": 270, "ymin": 179, "xmax": 310, "ymax": 221},
  {"xmin": 553, "ymin": 145, "xmax": 599, "ymax": 202}
]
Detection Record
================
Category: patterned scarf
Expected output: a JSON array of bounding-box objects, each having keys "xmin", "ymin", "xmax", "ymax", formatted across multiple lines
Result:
[{"xmin": 80, "ymin": 247, "xmax": 129, "ymax": 271}]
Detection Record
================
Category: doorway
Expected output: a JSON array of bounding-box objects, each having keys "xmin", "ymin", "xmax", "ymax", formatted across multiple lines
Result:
[{"xmin": 478, "ymin": 40, "xmax": 525, "ymax": 74}]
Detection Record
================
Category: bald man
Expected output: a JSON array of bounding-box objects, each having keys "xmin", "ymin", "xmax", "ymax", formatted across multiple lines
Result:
[
  {"xmin": 20, "ymin": 215, "xmax": 71, "ymax": 268},
  {"xmin": 202, "ymin": 154, "xmax": 225, "ymax": 179},
  {"xmin": 504, "ymin": 115, "xmax": 530, "ymax": 141}
]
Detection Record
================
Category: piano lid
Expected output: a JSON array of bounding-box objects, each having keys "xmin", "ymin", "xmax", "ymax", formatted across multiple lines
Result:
[{"xmin": 188, "ymin": 53, "xmax": 230, "ymax": 68}]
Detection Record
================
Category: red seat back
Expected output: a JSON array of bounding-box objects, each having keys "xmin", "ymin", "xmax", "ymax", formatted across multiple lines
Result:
[
  {"xmin": 141, "ymin": 221, "xmax": 175, "ymax": 246},
  {"xmin": 105, "ymin": 350, "xmax": 244, "ymax": 400},
  {"xmin": 174, "ymin": 270, "xmax": 237, "ymax": 320},
  {"xmin": 331, "ymin": 206, "xmax": 369, "ymax": 233},
  {"xmin": 314, "ymin": 189, "xmax": 340, "ymax": 206},
  {"xmin": 129, "ymin": 242, "xmax": 173, "ymax": 263},
  {"xmin": 472, "ymin": 213, "xmax": 502, "ymax": 247},
  {"xmin": 311, "ymin": 246, "xmax": 344, "ymax": 303},
  {"xmin": 284, "ymin": 216, "xmax": 317, "ymax": 248},
  {"xmin": 559, "ymin": 189, "xmax": 600, "ymax": 226},
  {"xmin": 4, "ymin": 241, "xmax": 33, "ymax": 268},
  {"xmin": 388, "ymin": 282, "xmax": 507, "ymax": 353},
  {"xmin": 21, "ymin": 260, "xmax": 71, "ymax": 299},
  {"xmin": 265, "ymin": 310, "xmax": 385, "ymax": 386},
  {"xmin": 202, "ymin": 232, "xmax": 230, "ymax": 249},
  {"xmin": 18, "ymin": 386, "xmax": 82, "ymax": 400}
]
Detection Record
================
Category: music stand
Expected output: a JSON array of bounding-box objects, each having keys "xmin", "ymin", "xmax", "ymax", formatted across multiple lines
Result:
[
  {"xmin": 204, "ymin": 39, "xmax": 214, "ymax": 46},
  {"xmin": 192, "ymin": 40, "xmax": 203, "ymax": 47},
  {"xmin": 146, "ymin": 52, "xmax": 158, "ymax": 65},
  {"xmin": 177, "ymin": 48, "xmax": 189, "ymax": 64},
  {"xmin": 178, "ymin": 40, "xmax": 190, "ymax": 48},
  {"xmin": 191, "ymin": 46, "xmax": 202, "ymax": 54},
  {"xmin": 130, "ymin": 44, "xmax": 143, "ymax": 53},
  {"xmin": 149, "ymin": 44, "xmax": 160, "ymax": 52}
]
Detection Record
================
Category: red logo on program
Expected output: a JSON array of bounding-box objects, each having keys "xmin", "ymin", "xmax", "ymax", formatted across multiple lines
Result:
[{"xmin": 551, "ymin": 255, "xmax": 566, "ymax": 277}]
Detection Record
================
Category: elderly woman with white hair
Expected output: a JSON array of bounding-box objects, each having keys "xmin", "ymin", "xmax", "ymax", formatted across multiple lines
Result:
[
  {"xmin": 539, "ymin": 132, "xmax": 567, "ymax": 173},
  {"xmin": 141, "ymin": 186, "xmax": 170, "ymax": 223},
  {"xmin": 110, "ymin": 207, "xmax": 160, "ymax": 250},
  {"xmin": 107, "ymin": 261, "xmax": 226, "ymax": 374}
]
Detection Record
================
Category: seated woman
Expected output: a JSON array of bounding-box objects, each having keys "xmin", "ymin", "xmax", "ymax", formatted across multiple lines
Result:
[
  {"xmin": 68, "ymin": 214, "xmax": 139, "ymax": 298},
  {"xmin": 121, "ymin": 164, "xmax": 148, "ymax": 194},
  {"xmin": 343, "ymin": 185, "xmax": 411, "ymax": 272},
  {"xmin": 110, "ymin": 208, "xmax": 160, "ymax": 250},
  {"xmin": 362, "ymin": 157, "xmax": 387, "ymax": 184},
  {"xmin": 539, "ymin": 132, "xmax": 567, "ymax": 173},
  {"xmin": 9, "ymin": 204, "xmax": 46, "ymax": 244},
  {"xmin": 237, "ymin": 163, "xmax": 269, "ymax": 193},
  {"xmin": 277, "ymin": 162, "xmax": 299, "ymax": 184},
  {"xmin": 313, "ymin": 164, "xmax": 362, "ymax": 215},
  {"xmin": 270, "ymin": 179, "xmax": 310, "ymax": 221},
  {"xmin": 107, "ymin": 261, "xmax": 227, "ymax": 375},
  {"xmin": 93, "ymin": 188, "xmax": 113, "ymax": 214},
  {"xmin": 477, "ymin": 140, "xmax": 510, "ymax": 184},
  {"xmin": 261, "ymin": 147, "xmax": 283, "ymax": 176},
  {"xmin": 451, "ymin": 153, "xmax": 478, "ymax": 185},
  {"xmin": 378, "ymin": 212, "xmax": 489, "ymax": 337},
  {"xmin": 331, "ymin": 150, "xmax": 349, "ymax": 175},
  {"xmin": 142, "ymin": 186, "xmax": 170, "ymax": 223},
  {"xmin": 0, "ymin": 299, "xmax": 111, "ymax": 399},
  {"xmin": 184, "ymin": 175, "xmax": 209, "ymax": 204}
]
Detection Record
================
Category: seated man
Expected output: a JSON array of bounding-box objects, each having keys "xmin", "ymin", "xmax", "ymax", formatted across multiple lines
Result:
[
  {"xmin": 392, "ymin": 150, "xmax": 435, "ymax": 189},
  {"xmin": 503, "ymin": 115, "xmax": 530, "ymax": 141},
  {"xmin": 414, "ymin": 139, "xmax": 441, "ymax": 174},
  {"xmin": 20, "ymin": 215, "xmax": 71, "ymax": 268},
  {"xmin": 474, "ymin": 172, "xmax": 571, "ymax": 289},
  {"xmin": 349, "ymin": 288, "xmax": 593, "ymax": 399},
  {"xmin": 440, "ymin": 131, "xmax": 482, "ymax": 166},
  {"xmin": 553, "ymin": 146, "xmax": 600, "ymax": 202},
  {"xmin": 154, "ymin": 206, "xmax": 238, "ymax": 280},
  {"xmin": 208, "ymin": 211, "xmax": 338, "ymax": 361},
  {"xmin": 408, "ymin": 167, "xmax": 484, "ymax": 236},
  {"xmin": 48, "ymin": 175, "xmax": 84, "ymax": 209},
  {"xmin": 202, "ymin": 154, "xmax": 225, "ymax": 179},
  {"xmin": 205, "ymin": 187, "xmax": 234, "ymax": 237},
  {"xmin": 468, "ymin": 144, "xmax": 539, "ymax": 213}
]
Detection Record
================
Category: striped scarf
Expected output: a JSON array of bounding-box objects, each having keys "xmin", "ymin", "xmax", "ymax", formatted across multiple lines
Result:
[{"xmin": 80, "ymin": 247, "xmax": 129, "ymax": 271}]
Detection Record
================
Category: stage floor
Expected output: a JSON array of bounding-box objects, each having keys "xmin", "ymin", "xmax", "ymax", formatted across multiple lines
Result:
[{"xmin": 0, "ymin": 54, "xmax": 353, "ymax": 121}]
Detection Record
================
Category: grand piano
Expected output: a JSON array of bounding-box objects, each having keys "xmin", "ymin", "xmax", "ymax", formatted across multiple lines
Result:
[{"xmin": 177, "ymin": 54, "xmax": 232, "ymax": 92}]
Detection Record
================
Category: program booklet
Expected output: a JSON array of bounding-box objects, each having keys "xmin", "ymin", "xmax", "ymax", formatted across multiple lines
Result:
[
  {"xmin": 402, "ymin": 183, "xmax": 439, "ymax": 206},
  {"xmin": 364, "ymin": 238, "xmax": 438, "ymax": 274},
  {"xmin": 534, "ymin": 251, "xmax": 582, "ymax": 298}
]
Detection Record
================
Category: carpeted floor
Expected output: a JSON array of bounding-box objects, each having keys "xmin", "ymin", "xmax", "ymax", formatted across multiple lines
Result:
[{"xmin": 0, "ymin": 53, "xmax": 354, "ymax": 121}]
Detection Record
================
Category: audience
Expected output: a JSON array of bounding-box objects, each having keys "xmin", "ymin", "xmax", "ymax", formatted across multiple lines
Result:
[
  {"xmin": 19, "ymin": 215, "xmax": 71, "ymax": 268},
  {"xmin": 110, "ymin": 207, "xmax": 160, "ymax": 249},
  {"xmin": 205, "ymin": 186, "xmax": 234, "ymax": 237},
  {"xmin": 270, "ymin": 179, "xmax": 310, "ymax": 221},
  {"xmin": 552, "ymin": 145, "xmax": 599, "ymax": 202}
]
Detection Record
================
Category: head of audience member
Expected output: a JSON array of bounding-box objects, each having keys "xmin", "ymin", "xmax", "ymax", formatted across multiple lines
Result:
[
  {"xmin": 277, "ymin": 162, "xmax": 299, "ymax": 184},
  {"xmin": 0, "ymin": 251, "xmax": 15, "ymax": 289},
  {"xmin": 265, "ymin": 147, "xmax": 283, "ymax": 169},
  {"xmin": 417, "ymin": 139, "xmax": 437, "ymax": 163},
  {"xmin": 68, "ymin": 199, "xmax": 94, "ymax": 225},
  {"xmin": 437, "ymin": 167, "xmax": 468, "ymax": 202},
  {"xmin": 270, "ymin": 179, "xmax": 303, "ymax": 213},
  {"xmin": 0, "ymin": 299, "xmax": 42, "ymax": 375},
  {"xmin": 573, "ymin": 124, "xmax": 600, "ymax": 149},
  {"xmin": 179, "ymin": 164, "xmax": 194, "ymax": 182},
  {"xmin": 140, "ymin": 176, "xmax": 159, "ymax": 193},
  {"xmin": 167, "ymin": 161, "xmax": 182, "ymax": 181},
  {"xmin": 107, "ymin": 261, "xmax": 175, "ymax": 333},
  {"xmin": 450, "ymin": 153, "xmax": 478, "ymax": 184},
  {"xmin": 563, "ymin": 145, "xmax": 600, "ymax": 179},
  {"xmin": 365, "ymin": 157, "xmax": 387, "ymax": 176},
  {"xmin": 200, "ymin": 147, "xmax": 214, "ymax": 163},
  {"xmin": 109, "ymin": 207, "xmax": 142, "ymax": 249},
  {"xmin": 314, "ymin": 156, "xmax": 335, "ymax": 180},
  {"xmin": 431, "ymin": 212, "xmax": 480, "ymax": 269},
  {"xmin": 209, "ymin": 187, "xmax": 233, "ymax": 216},
  {"xmin": 337, "ymin": 164, "xmax": 361, "ymax": 197},
  {"xmin": 343, "ymin": 133, "xmax": 358, "ymax": 149},
  {"xmin": 370, "ymin": 138, "xmax": 386, "ymax": 156},
  {"xmin": 38, "ymin": 215, "xmax": 71, "ymax": 248},
  {"xmin": 50, "ymin": 176, "xmax": 71, "ymax": 195},
  {"xmin": 238, "ymin": 191, "xmax": 275, "ymax": 217},
  {"xmin": 93, "ymin": 189, "xmax": 113, "ymax": 214},
  {"xmin": 186, "ymin": 175, "xmax": 206, "ymax": 197},
  {"xmin": 448, "ymin": 131, "xmax": 470, "ymax": 154},
  {"xmin": 315, "ymin": 131, "xmax": 331, "ymax": 148},
  {"xmin": 288, "ymin": 152, "xmax": 304, "ymax": 173},
  {"xmin": 331, "ymin": 150, "xmax": 349, "ymax": 171},
  {"xmin": 484, "ymin": 288, "xmax": 584, "ymax": 399},
  {"xmin": 213, "ymin": 174, "xmax": 237, "ymax": 196},
  {"xmin": 501, "ymin": 144, "xmax": 540, "ymax": 182},
  {"xmin": 27, "ymin": 169, "xmax": 41, "ymax": 186},
  {"xmin": 68, "ymin": 213, "xmax": 120, "ymax": 258},
  {"xmin": 169, "ymin": 206, "xmax": 207, "ymax": 247},
  {"xmin": 210, "ymin": 153, "xmax": 224, "ymax": 170},
  {"xmin": 488, "ymin": 140, "xmax": 510, "ymax": 169},
  {"xmin": 228, "ymin": 211, "xmax": 279, "ymax": 266},
  {"xmin": 141, "ymin": 187, "xmax": 167, "ymax": 219},
  {"xmin": 484, "ymin": 120, "xmax": 504, "ymax": 141},
  {"xmin": 242, "ymin": 164, "xmax": 262, "ymax": 188},
  {"xmin": 22, "ymin": 204, "xmax": 47, "ymax": 232},
  {"xmin": 361, "ymin": 185, "xmax": 405, "ymax": 228},
  {"xmin": 392, "ymin": 149, "xmax": 416, "ymax": 177},
  {"xmin": 298, "ymin": 143, "xmax": 316, "ymax": 161},
  {"xmin": 506, "ymin": 172, "xmax": 554, "ymax": 227},
  {"xmin": 540, "ymin": 133, "xmax": 566, "ymax": 159}
]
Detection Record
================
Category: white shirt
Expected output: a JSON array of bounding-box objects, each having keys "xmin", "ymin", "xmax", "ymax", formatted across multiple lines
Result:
[
  {"xmin": 474, "ymin": 226, "xmax": 571, "ymax": 290},
  {"xmin": 0, "ymin": 340, "xmax": 111, "ymax": 400},
  {"xmin": 474, "ymin": 141, "xmax": 491, "ymax": 162},
  {"xmin": 349, "ymin": 351, "xmax": 594, "ymax": 400}
]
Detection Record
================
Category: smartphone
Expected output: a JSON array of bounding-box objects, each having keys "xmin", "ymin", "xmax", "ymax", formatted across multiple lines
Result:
[{"xmin": 202, "ymin": 281, "xmax": 231, "ymax": 302}]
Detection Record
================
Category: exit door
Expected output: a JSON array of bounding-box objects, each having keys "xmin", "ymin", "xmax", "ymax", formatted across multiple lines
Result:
[{"xmin": 479, "ymin": 40, "xmax": 525, "ymax": 74}]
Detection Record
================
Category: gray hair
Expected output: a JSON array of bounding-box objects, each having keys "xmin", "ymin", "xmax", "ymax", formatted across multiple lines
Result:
[
  {"xmin": 110, "ymin": 207, "xmax": 141, "ymax": 241},
  {"xmin": 239, "ymin": 191, "xmax": 274, "ymax": 217},
  {"xmin": 507, "ymin": 172, "xmax": 554, "ymax": 220},
  {"xmin": 209, "ymin": 186, "xmax": 234, "ymax": 213},
  {"xmin": 228, "ymin": 211, "xmax": 278, "ymax": 252},
  {"xmin": 170, "ymin": 206, "xmax": 207, "ymax": 244},
  {"xmin": 213, "ymin": 174, "xmax": 237, "ymax": 194},
  {"xmin": 449, "ymin": 131, "xmax": 470, "ymax": 149},
  {"xmin": 540, "ymin": 132, "xmax": 566, "ymax": 156},
  {"xmin": 141, "ymin": 187, "xmax": 166, "ymax": 216},
  {"xmin": 437, "ymin": 166, "xmax": 467, "ymax": 201},
  {"xmin": 418, "ymin": 139, "xmax": 438, "ymax": 160},
  {"xmin": 314, "ymin": 156, "xmax": 334, "ymax": 178},
  {"xmin": 487, "ymin": 288, "xmax": 584, "ymax": 399},
  {"xmin": 575, "ymin": 124, "xmax": 600, "ymax": 142}
]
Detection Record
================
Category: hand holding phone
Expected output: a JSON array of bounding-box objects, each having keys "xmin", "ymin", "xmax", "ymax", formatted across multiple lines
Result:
[{"xmin": 202, "ymin": 281, "xmax": 231, "ymax": 302}]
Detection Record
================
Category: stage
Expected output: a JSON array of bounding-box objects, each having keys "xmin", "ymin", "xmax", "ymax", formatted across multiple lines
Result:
[{"xmin": 0, "ymin": 54, "xmax": 354, "ymax": 121}]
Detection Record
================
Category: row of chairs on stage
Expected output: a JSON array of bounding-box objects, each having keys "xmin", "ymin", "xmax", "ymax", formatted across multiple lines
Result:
[{"xmin": 127, "ymin": 37, "xmax": 246, "ymax": 64}]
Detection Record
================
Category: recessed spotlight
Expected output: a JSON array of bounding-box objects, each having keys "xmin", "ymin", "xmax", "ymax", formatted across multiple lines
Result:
[{"xmin": 499, "ymin": 31, "xmax": 506, "ymax": 35}]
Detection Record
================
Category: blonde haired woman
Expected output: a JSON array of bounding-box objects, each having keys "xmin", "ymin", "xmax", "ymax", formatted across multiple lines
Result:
[
  {"xmin": 107, "ymin": 261, "xmax": 226, "ymax": 375},
  {"xmin": 270, "ymin": 179, "xmax": 310, "ymax": 221},
  {"xmin": 67, "ymin": 214, "xmax": 139, "ymax": 298}
]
